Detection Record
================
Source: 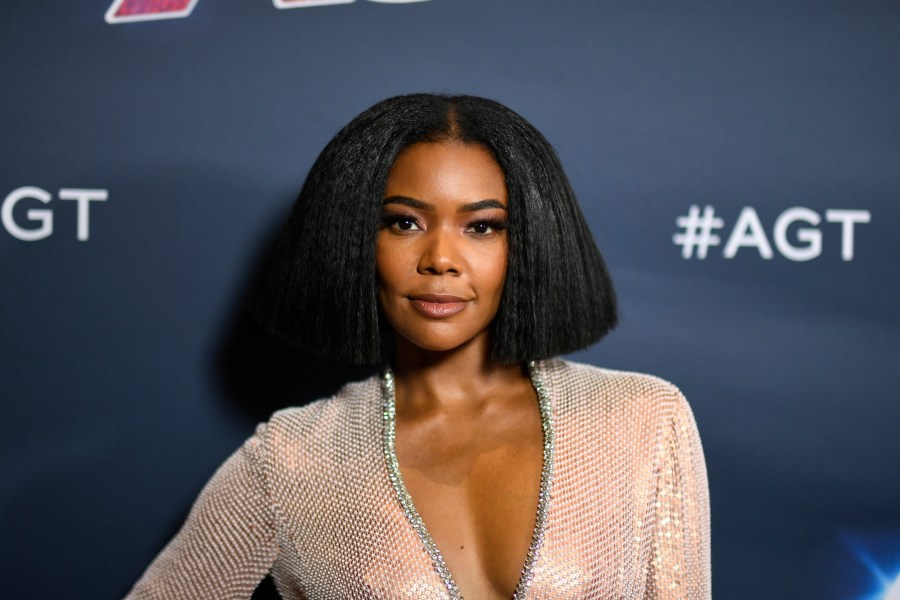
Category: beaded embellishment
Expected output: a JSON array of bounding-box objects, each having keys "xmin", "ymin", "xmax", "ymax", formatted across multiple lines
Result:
[{"xmin": 382, "ymin": 361, "xmax": 555, "ymax": 600}]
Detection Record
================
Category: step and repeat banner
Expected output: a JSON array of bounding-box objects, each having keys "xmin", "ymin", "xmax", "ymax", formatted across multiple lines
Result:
[{"xmin": 2, "ymin": 1, "xmax": 898, "ymax": 598}]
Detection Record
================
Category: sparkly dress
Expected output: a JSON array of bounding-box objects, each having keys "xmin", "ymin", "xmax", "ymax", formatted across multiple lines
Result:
[{"xmin": 124, "ymin": 359, "xmax": 711, "ymax": 599}]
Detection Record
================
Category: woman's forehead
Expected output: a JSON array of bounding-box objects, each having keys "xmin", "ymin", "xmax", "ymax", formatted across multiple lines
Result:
[{"xmin": 385, "ymin": 141, "xmax": 507, "ymax": 206}]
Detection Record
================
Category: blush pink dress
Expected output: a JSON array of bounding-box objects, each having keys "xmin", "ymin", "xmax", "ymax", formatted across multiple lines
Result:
[{"xmin": 124, "ymin": 358, "xmax": 710, "ymax": 599}]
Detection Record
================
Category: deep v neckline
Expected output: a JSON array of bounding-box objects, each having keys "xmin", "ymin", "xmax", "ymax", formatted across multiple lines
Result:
[{"xmin": 381, "ymin": 361, "xmax": 555, "ymax": 600}]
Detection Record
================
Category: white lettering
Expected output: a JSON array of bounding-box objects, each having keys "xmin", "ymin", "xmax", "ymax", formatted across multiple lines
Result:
[
  {"xmin": 722, "ymin": 207, "xmax": 773, "ymax": 259},
  {"xmin": 825, "ymin": 209, "xmax": 871, "ymax": 261},
  {"xmin": 1, "ymin": 186, "xmax": 54, "ymax": 241},
  {"xmin": 773, "ymin": 207, "xmax": 822, "ymax": 262},
  {"xmin": 273, "ymin": 0, "xmax": 430, "ymax": 9},
  {"xmin": 272, "ymin": 0, "xmax": 354, "ymax": 8},
  {"xmin": 59, "ymin": 188, "xmax": 108, "ymax": 241}
]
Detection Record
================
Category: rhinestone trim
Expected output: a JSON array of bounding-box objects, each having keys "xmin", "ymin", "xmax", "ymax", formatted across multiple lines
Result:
[{"xmin": 382, "ymin": 361, "xmax": 555, "ymax": 600}]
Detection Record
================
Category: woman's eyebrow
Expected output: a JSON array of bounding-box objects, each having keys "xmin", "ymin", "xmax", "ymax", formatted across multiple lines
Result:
[
  {"xmin": 460, "ymin": 199, "xmax": 507, "ymax": 213},
  {"xmin": 383, "ymin": 196, "xmax": 507, "ymax": 213},
  {"xmin": 383, "ymin": 196, "xmax": 429, "ymax": 210}
]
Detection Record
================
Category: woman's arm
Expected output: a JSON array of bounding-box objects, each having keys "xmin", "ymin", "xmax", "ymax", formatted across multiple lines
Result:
[
  {"xmin": 646, "ymin": 389, "xmax": 711, "ymax": 599},
  {"xmin": 124, "ymin": 425, "xmax": 278, "ymax": 600}
]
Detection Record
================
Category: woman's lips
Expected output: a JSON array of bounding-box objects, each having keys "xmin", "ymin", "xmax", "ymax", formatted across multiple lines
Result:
[{"xmin": 409, "ymin": 295, "xmax": 469, "ymax": 318}]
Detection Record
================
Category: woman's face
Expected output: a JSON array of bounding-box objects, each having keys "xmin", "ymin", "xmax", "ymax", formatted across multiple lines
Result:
[{"xmin": 376, "ymin": 140, "xmax": 509, "ymax": 355}]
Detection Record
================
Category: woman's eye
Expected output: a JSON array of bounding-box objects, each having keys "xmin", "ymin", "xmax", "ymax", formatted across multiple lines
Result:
[
  {"xmin": 383, "ymin": 215, "xmax": 421, "ymax": 232},
  {"xmin": 466, "ymin": 220, "xmax": 506, "ymax": 236},
  {"xmin": 397, "ymin": 218, "xmax": 418, "ymax": 231}
]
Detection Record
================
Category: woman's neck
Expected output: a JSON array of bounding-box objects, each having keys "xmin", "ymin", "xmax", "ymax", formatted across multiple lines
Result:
[{"xmin": 390, "ymin": 334, "xmax": 530, "ymax": 416}]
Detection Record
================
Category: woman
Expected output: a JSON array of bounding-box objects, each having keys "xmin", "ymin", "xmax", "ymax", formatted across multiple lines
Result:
[{"xmin": 125, "ymin": 94, "xmax": 710, "ymax": 599}]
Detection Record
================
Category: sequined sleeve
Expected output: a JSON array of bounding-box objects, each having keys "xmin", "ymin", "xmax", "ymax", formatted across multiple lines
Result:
[
  {"xmin": 124, "ymin": 424, "xmax": 278, "ymax": 600},
  {"xmin": 645, "ymin": 388, "xmax": 711, "ymax": 599}
]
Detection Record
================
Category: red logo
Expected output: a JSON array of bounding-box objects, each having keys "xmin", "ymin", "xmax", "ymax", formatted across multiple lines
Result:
[
  {"xmin": 105, "ymin": 0, "xmax": 430, "ymax": 24},
  {"xmin": 105, "ymin": 0, "xmax": 198, "ymax": 23}
]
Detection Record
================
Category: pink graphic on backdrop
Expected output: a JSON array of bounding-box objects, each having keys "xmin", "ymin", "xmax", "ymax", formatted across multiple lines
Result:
[
  {"xmin": 105, "ymin": 0, "xmax": 430, "ymax": 24},
  {"xmin": 105, "ymin": 0, "xmax": 199, "ymax": 23}
]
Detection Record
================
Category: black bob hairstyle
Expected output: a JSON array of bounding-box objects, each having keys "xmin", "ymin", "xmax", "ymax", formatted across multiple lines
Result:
[{"xmin": 252, "ymin": 93, "xmax": 618, "ymax": 365}]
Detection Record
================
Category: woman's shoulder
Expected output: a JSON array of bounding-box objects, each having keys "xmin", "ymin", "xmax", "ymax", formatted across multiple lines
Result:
[
  {"xmin": 538, "ymin": 357, "xmax": 691, "ymax": 419},
  {"xmin": 248, "ymin": 372, "xmax": 383, "ymax": 458}
]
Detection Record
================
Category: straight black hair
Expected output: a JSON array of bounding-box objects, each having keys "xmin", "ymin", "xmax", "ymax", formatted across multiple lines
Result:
[{"xmin": 251, "ymin": 93, "xmax": 617, "ymax": 364}]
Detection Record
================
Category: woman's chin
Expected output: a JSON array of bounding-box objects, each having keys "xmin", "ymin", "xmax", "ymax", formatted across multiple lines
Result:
[
  {"xmin": 393, "ymin": 332, "xmax": 489, "ymax": 357},
  {"xmin": 403, "ymin": 339, "xmax": 466, "ymax": 354}
]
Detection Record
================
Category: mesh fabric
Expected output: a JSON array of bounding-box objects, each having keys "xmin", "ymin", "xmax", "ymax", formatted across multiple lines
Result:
[{"xmin": 125, "ymin": 358, "xmax": 710, "ymax": 599}]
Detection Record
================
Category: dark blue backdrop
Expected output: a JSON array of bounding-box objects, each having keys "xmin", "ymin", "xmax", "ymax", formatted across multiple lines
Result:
[{"xmin": 2, "ymin": 1, "xmax": 899, "ymax": 598}]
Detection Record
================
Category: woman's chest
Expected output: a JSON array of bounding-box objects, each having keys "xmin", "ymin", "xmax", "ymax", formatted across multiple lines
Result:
[
  {"xmin": 395, "ymin": 415, "xmax": 546, "ymax": 599},
  {"xmin": 266, "ymin": 433, "xmax": 656, "ymax": 600}
]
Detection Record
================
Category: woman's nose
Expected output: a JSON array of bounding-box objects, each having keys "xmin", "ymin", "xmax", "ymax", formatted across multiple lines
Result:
[{"xmin": 416, "ymin": 228, "xmax": 460, "ymax": 275}]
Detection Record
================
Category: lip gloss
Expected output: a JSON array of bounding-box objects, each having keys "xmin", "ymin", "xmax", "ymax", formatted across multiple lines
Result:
[
  {"xmin": 409, "ymin": 299, "xmax": 468, "ymax": 318},
  {"xmin": 409, "ymin": 294, "xmax": 468, "ymax": 319}
]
